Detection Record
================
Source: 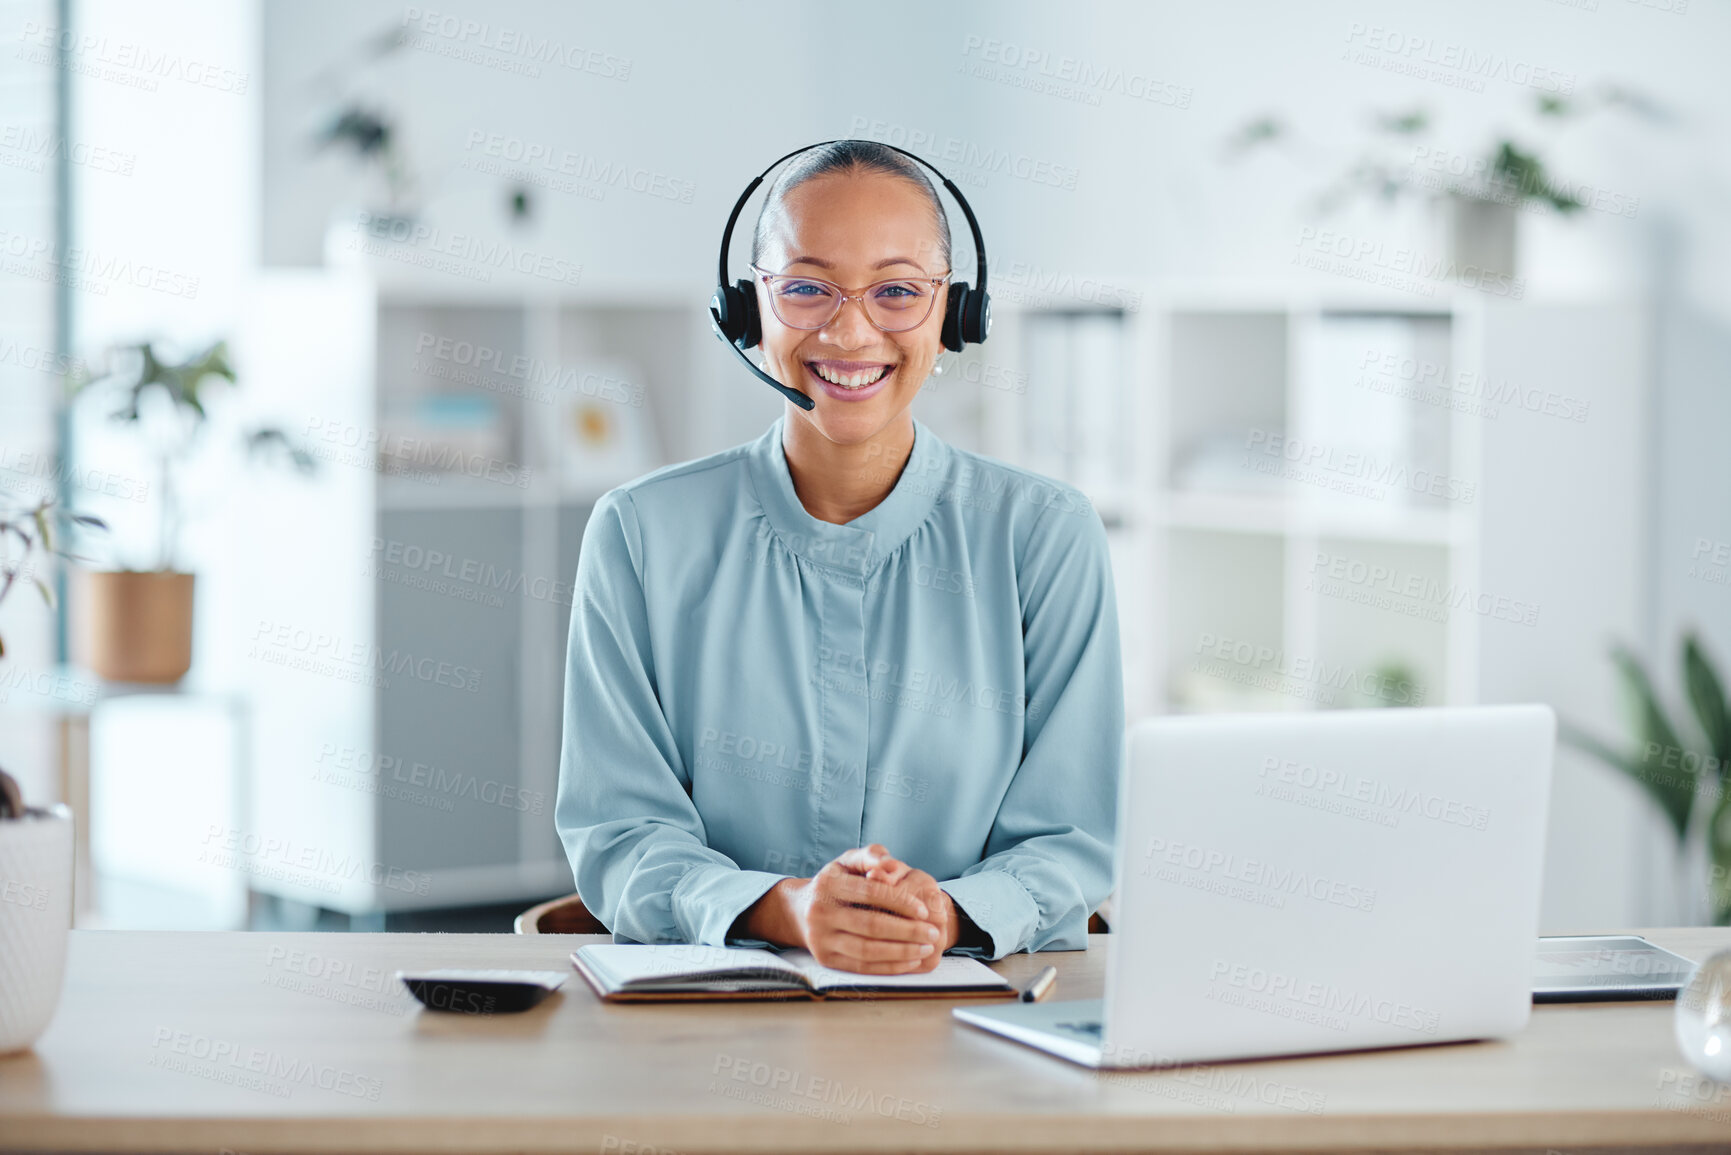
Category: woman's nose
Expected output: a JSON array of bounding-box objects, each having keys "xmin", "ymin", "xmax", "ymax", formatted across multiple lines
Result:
[{"xmin": 817, "ymin": 295, "xmax": 878, "ymax": 347}]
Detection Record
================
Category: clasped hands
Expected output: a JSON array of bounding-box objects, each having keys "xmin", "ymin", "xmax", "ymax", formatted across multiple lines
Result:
[{"xmin": 738, "ymin": 844, "xmax": 973, "ymax": 974}]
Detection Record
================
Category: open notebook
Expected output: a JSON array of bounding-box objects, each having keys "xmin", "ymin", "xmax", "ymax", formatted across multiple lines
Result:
[{"xmin": 572, "ymin": 943, "xmax": 1016, "ymax": 1002}]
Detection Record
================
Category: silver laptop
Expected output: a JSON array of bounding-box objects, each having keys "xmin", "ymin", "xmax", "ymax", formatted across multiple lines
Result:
[{"xmin": 955, "ymin": 704, "xmax": 1555, "ymax": 1067}]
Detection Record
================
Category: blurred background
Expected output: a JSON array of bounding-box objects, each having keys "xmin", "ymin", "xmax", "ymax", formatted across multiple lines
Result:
[{"xmin": 1, "ymin": 0, "xmax": 1726, "ymax": 934}]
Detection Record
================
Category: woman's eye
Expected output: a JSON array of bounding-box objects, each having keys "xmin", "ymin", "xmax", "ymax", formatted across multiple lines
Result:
[
  {"xmin": 875, "ymin": 282, "xmax": 924, "ymax": 299},
  {"xmin": 779, "ymin": 280, "xmax": 833, "ymax": 298}
]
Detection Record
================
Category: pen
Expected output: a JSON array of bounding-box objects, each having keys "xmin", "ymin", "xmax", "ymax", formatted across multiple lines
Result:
[{"xmin": 1020, "ymin": 965, "xmax": 1057, "ymax": 1003}]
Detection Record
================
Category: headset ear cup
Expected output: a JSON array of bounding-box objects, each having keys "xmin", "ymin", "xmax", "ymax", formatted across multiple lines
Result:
[
  {"xmin": 713, "ymin": 284, "xmax": 746, "ymax": 345},
  {"xmin": 734, "ymin": 277, "xmax": 762, "ymax": 349},
  {"xmin": 940, "ymin": 281, "xmax": 967, "ymax": 353},
  {"xmin": 963, "ymin": 287, "xmax": 991, "ymax": 345},
  {"xmin": 711, "ymin": 284, "xmax": 741, "ymax": 345}
]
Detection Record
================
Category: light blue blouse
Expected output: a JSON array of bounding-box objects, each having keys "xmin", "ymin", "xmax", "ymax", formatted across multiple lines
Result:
[{"xmin": 555, "ymin": 413, "xmax": 1124, "ymax": 959}]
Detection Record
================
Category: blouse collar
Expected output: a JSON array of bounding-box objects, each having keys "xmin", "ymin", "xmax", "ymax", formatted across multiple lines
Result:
[{"xmin": 746, "ymin": 413, "xmax": 947, "ymax": 577}]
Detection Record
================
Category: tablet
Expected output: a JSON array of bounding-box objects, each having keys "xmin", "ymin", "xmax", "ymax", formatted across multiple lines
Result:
[{"xmin": 1533, "ymin": 935, "xmax": 1696, "ymax": 1002}]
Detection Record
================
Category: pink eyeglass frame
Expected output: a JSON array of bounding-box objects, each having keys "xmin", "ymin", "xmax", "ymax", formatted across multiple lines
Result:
[{"xmin": 749, "ymin": 262, "xmax": 953, "ymax": 332}]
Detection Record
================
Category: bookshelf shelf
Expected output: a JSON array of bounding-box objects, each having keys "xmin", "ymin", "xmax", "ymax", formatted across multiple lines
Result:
[{"xmin": 1154, "ymin": 491, "xmax": 1472, "ymax": 546}]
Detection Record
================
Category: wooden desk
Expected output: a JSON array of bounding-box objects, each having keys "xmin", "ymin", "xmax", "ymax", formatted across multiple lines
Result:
[{"xmin": 3, "ymin": 930, "xmax": 1730, "ymax": 1153}]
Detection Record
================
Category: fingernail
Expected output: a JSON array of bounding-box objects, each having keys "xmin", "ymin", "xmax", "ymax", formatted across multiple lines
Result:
[
  {"xmin": 925, "ymin": 925, "xmax": 939, "ymax": 940},
  {"xmin": 919, "ymin": 944, "xmax": 933, "ymax": 955},
  {"xmin": 916, "ymin": 905, "xmax": 929, "ymax": 919}
]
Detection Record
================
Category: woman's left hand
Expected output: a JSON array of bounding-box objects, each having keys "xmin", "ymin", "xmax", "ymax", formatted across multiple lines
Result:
[{"xmin": 863, "ymin": 855, "xmax": 961, "ymax": 969}]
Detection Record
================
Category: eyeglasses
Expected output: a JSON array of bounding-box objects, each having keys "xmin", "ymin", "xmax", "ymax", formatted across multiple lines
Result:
[{"xmin": 750, "ymin": 263, "xmax": 952, "ymax": 333}]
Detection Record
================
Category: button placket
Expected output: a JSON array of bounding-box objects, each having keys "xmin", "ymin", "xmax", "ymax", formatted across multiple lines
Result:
[
  {"xmin": 742, "ymin": 414, "xmax": 950, "ymax": 861},
  {"xmin": 811, "ymin": 571, "xmax": 871, "ymax": 856}
]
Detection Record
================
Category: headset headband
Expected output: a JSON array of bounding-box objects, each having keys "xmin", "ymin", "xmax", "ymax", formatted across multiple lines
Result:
[
  {"xmin": 716, "ymin": 139, "xmax": 989, "ymax": 305},
  {"xmin": 709, "ymin": 139, "xmax": 991, "ymax": 410}
]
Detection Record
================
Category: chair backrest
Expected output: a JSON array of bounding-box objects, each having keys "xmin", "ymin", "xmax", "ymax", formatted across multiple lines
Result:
[{"xmin": 514, "ymin": 892, "xmax": 609, "ymax": 935}]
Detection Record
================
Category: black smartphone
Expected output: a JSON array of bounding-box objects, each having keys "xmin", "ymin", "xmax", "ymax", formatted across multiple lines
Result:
[{"xmin": 397, "ymin": 968, "xmax": 567, "ymax": 1014}]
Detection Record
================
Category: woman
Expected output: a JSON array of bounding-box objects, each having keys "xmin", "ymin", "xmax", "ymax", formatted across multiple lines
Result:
[{"xmin": 556, "ymin": 140, "xmax": 1123, "ymax": 975}]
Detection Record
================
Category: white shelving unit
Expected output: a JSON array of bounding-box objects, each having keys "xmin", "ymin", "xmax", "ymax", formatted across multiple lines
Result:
[
  {"xmin": 1148, "ymin": 293, "xmax": 1482, "ymax": 718},
  {"xmin": 220, "ymin": 241, "xmax": 738, "ymax": 918},
  {"xmin": 973, "ymin": 282, "xmax": 1646, "ymax": 735}
]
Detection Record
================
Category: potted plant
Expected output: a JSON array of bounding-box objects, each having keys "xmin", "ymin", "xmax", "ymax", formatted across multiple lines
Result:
[
  {"xmin": 0, "ymin": 495, "xmax": 102, "ymax": 1053},
  {"xmin": 1563, "ymin": 632, "xmax": 1731, "ymax": 924},
  {"xmin": 316, "ymin": 102, "xmax": 418, "ymax": 228},
  {"xmin": 71, "ymin": 339, "xmax": 313, "ymax": 683},
  {"xmin": 1226, "ymin": 87, "xmax": 1666, "ymax": 280},
  {"xmin": 0, "ymin": 764, "xmax": 71, "ymax": 1054}
]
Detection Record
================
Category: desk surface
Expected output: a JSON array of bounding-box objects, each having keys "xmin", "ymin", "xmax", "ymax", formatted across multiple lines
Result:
[{"xmin": 4, "ymin": 929, "xmax": 1731, "ymax": 1154}]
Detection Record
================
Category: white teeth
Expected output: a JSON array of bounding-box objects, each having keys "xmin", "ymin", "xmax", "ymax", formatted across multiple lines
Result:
[{"xmin": 812, "ymin": 363, "xmax": 890, "ymax": 389}]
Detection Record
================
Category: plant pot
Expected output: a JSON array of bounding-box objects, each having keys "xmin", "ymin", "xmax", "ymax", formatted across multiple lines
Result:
[
  {"xmin": 1429, "ymin": 194, "xmax": 1519, "ymax": 283},
  {"xmin": 0, "ymin": 803, "xmax": 74, "ymax": 1054},
  {"xmin": 75, "ymin": 570, "xmax": 195, "ymax": 684}
]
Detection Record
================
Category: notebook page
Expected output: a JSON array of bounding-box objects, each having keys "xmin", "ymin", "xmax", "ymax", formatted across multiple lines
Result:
[
  {"xmin": 778, "ymin": 949, "xmax": 1012, "ymax": 992},
  {"xmin": 578, "ymin": 943, "xmax": 807, "ymax": 989}
]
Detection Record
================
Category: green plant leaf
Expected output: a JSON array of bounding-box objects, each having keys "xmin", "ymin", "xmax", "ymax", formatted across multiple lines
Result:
[
  {"xmin": 1685, "ymin": 632, "xmax": 1731, "ymax": 771},
  {"xmin": 32, "ymin": 576, "xmax": 55, "ymax": 609},
  {"xmin": 246, "ymin": 427, "xmax": 320, "ymax": 476},
  {"xmin": 1711, "ymin": 788, "xmax": 1731, "ymax": 925},
  {"xmin": 1375, "ymin": 108, "xmax": 1429, "ymax": 134},
  {"xmin": 1222, "ymin": 116, "xmax": 1284, "ymax": 159},
  {"xmin": 317, "ymin": 107, "xmax": 393, "ymax": 156},
  {"xmin": 1488, "ymin": 141, "xmax": 1585, "ymax": 215},
  {"xmin": 1558, "ymin": 714, "xmax": 1698, "ymax": 847},
  {"xmin": 1609, "ymin": 644, "xmax": 1695, "ymax": 841},
  {"xmin": 1597, "ymin": 84, "xmax": 1672, "ymax": 124},
  {"xmin": 137, "ymin": 343, "xmax": 165, "ymax": 394},
  {"xmin": 113, "ymin": 339, "xmax": 235, "ymax": 428}
]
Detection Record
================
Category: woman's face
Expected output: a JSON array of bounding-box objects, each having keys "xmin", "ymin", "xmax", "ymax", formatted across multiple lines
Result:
[{"xmin": 755, "ymin": 170, "xmax": 948, "ymax": 447}]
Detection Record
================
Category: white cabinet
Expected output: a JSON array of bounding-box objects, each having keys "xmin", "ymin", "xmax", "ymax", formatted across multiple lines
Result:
[{"xmin": 222, "ymin": 267, "xmax": 707, "ymax": 917}]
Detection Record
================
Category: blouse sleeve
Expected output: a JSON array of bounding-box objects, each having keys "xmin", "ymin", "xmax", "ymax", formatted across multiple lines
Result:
[
  {"xmin": 554, "ymin": 489, "xmax": 785, "ymax": 945},
  {"xmin": 939, "ymin": 490, "xmax": 1125, "ymax": 959}
]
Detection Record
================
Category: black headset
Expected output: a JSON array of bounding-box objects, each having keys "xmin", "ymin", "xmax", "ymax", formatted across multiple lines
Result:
[{"xmin": 709, "ymin": 139, "xmax": 992, "ymax": 411}]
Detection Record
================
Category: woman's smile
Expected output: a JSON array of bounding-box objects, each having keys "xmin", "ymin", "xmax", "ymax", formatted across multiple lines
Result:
[{"xmin": 804, "ymin": 358, "xmax": 895, "ymax": 401}]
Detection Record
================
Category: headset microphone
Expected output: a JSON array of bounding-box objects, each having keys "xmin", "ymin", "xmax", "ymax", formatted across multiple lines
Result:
[
  {"xmin": 709, "ymin": 139, "xmax": 992, "ymax": 411},
  {"xmin": 707, "ymin": 306, "xmax": 816, "ymax": 410}
]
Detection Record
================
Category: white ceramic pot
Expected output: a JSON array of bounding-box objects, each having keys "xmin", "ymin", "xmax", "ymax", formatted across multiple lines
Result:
[
  {"xmin": 1429, "ymin": 193, "xmax": 1519, "ymax": 282},
  {"xmin": 0, "ymin": 804, "xmax": 74, "ymax": 1054}
]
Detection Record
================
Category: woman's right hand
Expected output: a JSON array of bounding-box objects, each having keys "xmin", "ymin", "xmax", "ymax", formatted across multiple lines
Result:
[{"xmin": 745, "ymin": 844, "xmax": 943, "ymax": 974}]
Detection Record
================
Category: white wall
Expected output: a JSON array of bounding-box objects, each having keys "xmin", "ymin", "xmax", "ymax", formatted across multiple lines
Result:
[
  {"xmin": 258, "ymin": 0, "xmax": 1731, "ymax": 315},
  {"xmin": 69, "ymin": 0, "xmax": 260, "ymax": 584}
]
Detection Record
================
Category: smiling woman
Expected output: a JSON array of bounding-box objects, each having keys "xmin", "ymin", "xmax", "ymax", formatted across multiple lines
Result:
[
  {"xmin": 758, "ymin": 162, "xmax": 954, "ymax": 522},
  {"xmin": 555, "ymin": 140, "xmax": 1123, "ymax": 976}
]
